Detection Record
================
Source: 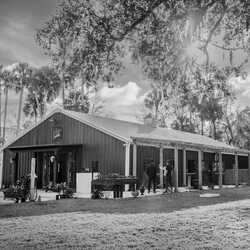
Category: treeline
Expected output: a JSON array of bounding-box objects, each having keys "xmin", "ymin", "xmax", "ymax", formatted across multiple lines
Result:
[{"xmin": 0, "ymin": 63, "xmax": 92, "ymax": 144}]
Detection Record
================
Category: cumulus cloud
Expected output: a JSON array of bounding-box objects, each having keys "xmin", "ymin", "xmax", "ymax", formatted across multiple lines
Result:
[
  {"xmin": 46, "ymin": 81, "xmax": 147, "ymax": 122},
  {"xmin": 95, "ymin": 81, "xmax": 147, "ymax": 122}
]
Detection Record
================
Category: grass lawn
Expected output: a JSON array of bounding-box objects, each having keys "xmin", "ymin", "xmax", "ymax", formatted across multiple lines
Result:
[
  {"xmin": 1, "ymin": 187, "xmax": 250, "ymax": 249},
  {"xmin": 1, "ymin": 186, "xmax": 250, "ymax": 218}
]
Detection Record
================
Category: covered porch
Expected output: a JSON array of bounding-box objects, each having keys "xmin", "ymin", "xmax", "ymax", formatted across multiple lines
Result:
[
  {"xmin": 126, "ymin": 137, "xmax": 250, "ymax": 191},
  {"xmin": 7, "ymin": 144, "xmax": 83, "ymax": 191}
]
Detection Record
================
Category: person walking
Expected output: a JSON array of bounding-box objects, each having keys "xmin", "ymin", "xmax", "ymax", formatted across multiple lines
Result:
[{"xmin": 146, "ymin": 160, "xmax": 157, "ymax": 193}]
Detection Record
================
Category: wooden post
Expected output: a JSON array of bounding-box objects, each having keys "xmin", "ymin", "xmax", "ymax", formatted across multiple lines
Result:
[
  {"xmin": 53, "ymin": 153, "xmax": 57, "ymax": 186},
  {"xmin": 183, "ymin": 149, "xmax": 186, "ymax": 186},
  {"xmin": 30, "ymin": 153, "xmax": 36, "ymax": 201},
  {"xmin": 133, "ymin": 144, "xmax": 137, "ymax": 177},
  {"xmin": 174, "ymin": 147, "xmax": 178, "ymax": 192},
  {"xmin": 125, "ymin": 143, "xmax": 130, "ymax": 176},
  {"xmin": 42, "ymin": 153, "xmax": 47, "ymax": 188},
  {"xmin": 67, "ymin": 152, "xmax": 72, "ymax": 187},
  {"xmin": 10, "ymin": 155, "xmax": 15, "ymax": 186},
  {"xmin": 218, "ymin": 152, "xmax": 223, "ymax": 188},
  {"xmin": 198, "ymin": 150, "xmax": 202, "ymax": 189},
  {"xmin": 235, "ymin": 154, "xmax": 239, "ymax": 187},
  {"xmin": 125, "ymin": 143, "xmax": 130, "ymax": 191},
  {"xmin": 159, "ymin": 146, "xmax": 163, "ymax": 188},
  {"xmin": 248, "ymin": 153, "xmax": 250, "ymax": 186}
]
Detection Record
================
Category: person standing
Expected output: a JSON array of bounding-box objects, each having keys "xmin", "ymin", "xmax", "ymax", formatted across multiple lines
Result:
[
  {"xmin": 146, "ymin": 160, "xmax": 157, "ymax": 193},
  {"xmin": 166, "ymin": 160, "xmax": 173, "ymax": 193},
  {"xmin": 159, "ymin": 164, "xmax": 168, "ymax": 193}
]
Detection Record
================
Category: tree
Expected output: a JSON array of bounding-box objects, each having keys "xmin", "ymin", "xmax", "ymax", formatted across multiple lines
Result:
[
  {"xmin": 63, "ymin": 89, "xmax": 90, "ymax": 113},
  {"xmin": 220, "ymin": 107, "xmax": 250, "ymax": 149},
  {"xmin": 234, "ymin": 108, "xmax": 250, "ymax": 149},
  {"xmin": 36, "ymin": 0, "xmax": 250, "ymax": 141},
  {"xmin": 37, "ymin": 1, "xmax": 250, "ymax": 85},
  {"xmin": 36, "ymin": 0, "xmax": 123, "ymax": 108},
  {"xmin": 0, "ymin": 69, "xmax": 12, "ymax": 144},
  {"xmin": 23, "ymin": 66, "xmax": 61, "ymax": 122},
  {"xmin": 189, "ymin": 64, "xmax": 234, "ymax": 138},
  {"xmin": 11, "ymin": 63, "xmax": 33, "ymax": 135}
]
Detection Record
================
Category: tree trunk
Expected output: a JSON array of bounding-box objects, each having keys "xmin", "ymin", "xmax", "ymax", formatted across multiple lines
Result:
[
  {"xmin": 3, "ymin": 86, "xmax": 8, "ymax": 144},
  {"xmin": 16, "ymin": 84, "xmax": 24, "ymax": 135},
  {"xmin": 212, "ymin": 120, "xmax": 216, "ymax": 139},
  {"xmin": 0, "ymin": 87, "xmax": 2, "ymax": 139},
  {"xmin": 201, "ymin": 117, "xmax": 204, "ymax": 135},
  {"xmin": 62, "ymin": 80, "xmax": 65, "ymax": 108},
  {"xmin": 59, "ymin": 72, "xmax": 65, "ymax": 108},
  {"xmin": 225, "ymin": 116, "xmax": 235, "ymax": 144}
]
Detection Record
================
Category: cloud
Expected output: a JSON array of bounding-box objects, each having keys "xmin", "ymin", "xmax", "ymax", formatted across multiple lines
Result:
[
  {"xmin": 229, "ymin": 75, "xmax": 250, "ymax": 91},
  {"xmin": 229, "ymin": 75, "xmax": 250, "ymax": 108},
  {"xmin": 96, "ymin": 82, "xmax": 147, "ymax": 122},
  {"xmin": 99, "ymin": 82, "xmax": 142, "ymax": 106}
]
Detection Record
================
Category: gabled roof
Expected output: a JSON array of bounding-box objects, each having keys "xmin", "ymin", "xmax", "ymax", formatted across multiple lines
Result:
[{"xmin": 4, "ymin": 108, "xmax": 249, "ymax": 154}]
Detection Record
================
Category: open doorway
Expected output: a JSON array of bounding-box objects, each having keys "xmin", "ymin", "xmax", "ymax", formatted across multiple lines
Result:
[{"xmin": 35, "ymin": 148, "xmax": 79, "ymax": 190}]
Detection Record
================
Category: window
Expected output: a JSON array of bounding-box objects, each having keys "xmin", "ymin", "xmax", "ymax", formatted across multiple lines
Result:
[{"xmin": 52, "ymin": 127, "xmax": 63, "ymax": 143}]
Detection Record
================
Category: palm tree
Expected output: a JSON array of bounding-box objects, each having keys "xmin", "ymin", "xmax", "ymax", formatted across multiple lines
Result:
[
  {"xmin": 0, "ymin": 70, "xmax": 12, "ymax": 144},
  {"xmin": 12, "ymin": 63, "xmax": 32, "ymax": 135},
  {"xmin": 23, "ymin": 66, "xmax": 61, "ymax": 122},
  {"xmin": 23, "ymin": 92, "xmax": 40, "ymax": 124}
]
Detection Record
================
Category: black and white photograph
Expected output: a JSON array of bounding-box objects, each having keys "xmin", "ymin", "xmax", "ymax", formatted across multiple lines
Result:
[{"xmin": 1, "ymin": 0, "xmax": 250, "ymax": 249}]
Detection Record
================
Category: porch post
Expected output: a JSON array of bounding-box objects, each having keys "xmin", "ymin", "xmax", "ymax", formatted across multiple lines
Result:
[
  {"xmin": 125, "ymin": 143, "xmax": 130, "ymax": 176},
  {"xmin": 183, "ymin": 149, "xmax": 186, "ymax": 186},
  {"xmin": 218, "ymin": 152, "xmax": 223, "ymax": 188},
  {"xmin": 174, "ymin": 147, "xmax": 178, "ymax": 192},
  {"xmin": 248, "ymin": 153, "xmax": 250, "ymax": 186},
  {"xmin": 42, "ymin": 153, "xmax": 47, "ymax": 188},
  {"xmin": 53, "ymin": 152, "xmax": 57, "ymax": 186},
  {"xmin": 159, "ymin": 146, "xmax": 164, "ymax": 188},
  {"xmin": 125, "ymin": 143, "xmax": 130, "ymax": 191},
  {"xmin": 30, "ymin": 152, "xmax": 36, "ymax": 201},
  {"xmin": 234, "ymin": 153, "xmax": 239, "ymax": 187},
  {"xmin": 10, "ymin": 155, "xmax": 15, "ymax": 185},
  {"xmin": 198, "ymin": 150, "xmax": 202, "ymax": 189},
  {"xmin": 67, "ymin": 152, "xmax": 72, "ymax": 187},
  {"xmin": 133, "ymin": 144, "xmax": 137, "ymax": 177}
]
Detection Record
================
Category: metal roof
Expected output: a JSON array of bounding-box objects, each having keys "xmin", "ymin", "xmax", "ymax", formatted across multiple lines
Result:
[
  {"xmin": 63, "ymin": 109, "xmax": 246, "ymax": 154},
  {"xmin": 3, "ymin": 108, "xmax": 249, "ymax": 154}
]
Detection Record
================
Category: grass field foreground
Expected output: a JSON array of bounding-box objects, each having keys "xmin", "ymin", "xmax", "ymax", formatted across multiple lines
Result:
[{"xmin": 1, "ymin": 199, "xmax": 250, "ymax": 249}]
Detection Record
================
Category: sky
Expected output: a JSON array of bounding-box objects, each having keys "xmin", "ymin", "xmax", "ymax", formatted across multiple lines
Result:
[{"xmin": 0, "ymin": 0, "xmax": 250, "ymax": 129}]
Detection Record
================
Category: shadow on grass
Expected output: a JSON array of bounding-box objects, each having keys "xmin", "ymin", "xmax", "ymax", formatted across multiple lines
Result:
[{"xmin": 1, "ymin": 187, "xmax": 250, "ymax": 218}]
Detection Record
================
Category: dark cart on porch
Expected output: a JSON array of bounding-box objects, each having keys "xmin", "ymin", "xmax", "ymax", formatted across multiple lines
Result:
[
  {"xmin": 91, "ymin": 175, "xmax": 138, "ymax": 198},
  {"xmin": 3, "ymin": 175, "xmax": 37, "ymax": 203}
]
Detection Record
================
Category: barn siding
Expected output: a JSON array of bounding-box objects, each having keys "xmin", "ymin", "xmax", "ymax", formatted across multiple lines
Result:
[
  {"xmin": 2, "ymin": 112, "xmax": 125, "ymax": 186},
  {"xmin": 2, "ymin": 149, "xmax": 11, "ymax": 186}
]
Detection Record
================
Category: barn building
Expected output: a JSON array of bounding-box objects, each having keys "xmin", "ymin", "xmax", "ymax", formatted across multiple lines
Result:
[{"xmin": 1, "ymin": 108, "xmax": 250, "ymax": 191}]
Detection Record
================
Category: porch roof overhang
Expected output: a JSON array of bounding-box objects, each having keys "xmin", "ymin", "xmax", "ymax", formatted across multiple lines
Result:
[
  {"xmin": 7, "ymin": 143, "xmax": 83, "ymax": 152},
  {"xmin": 131, "ymin": 137, "xmax": 250, "ymax": 155}
]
